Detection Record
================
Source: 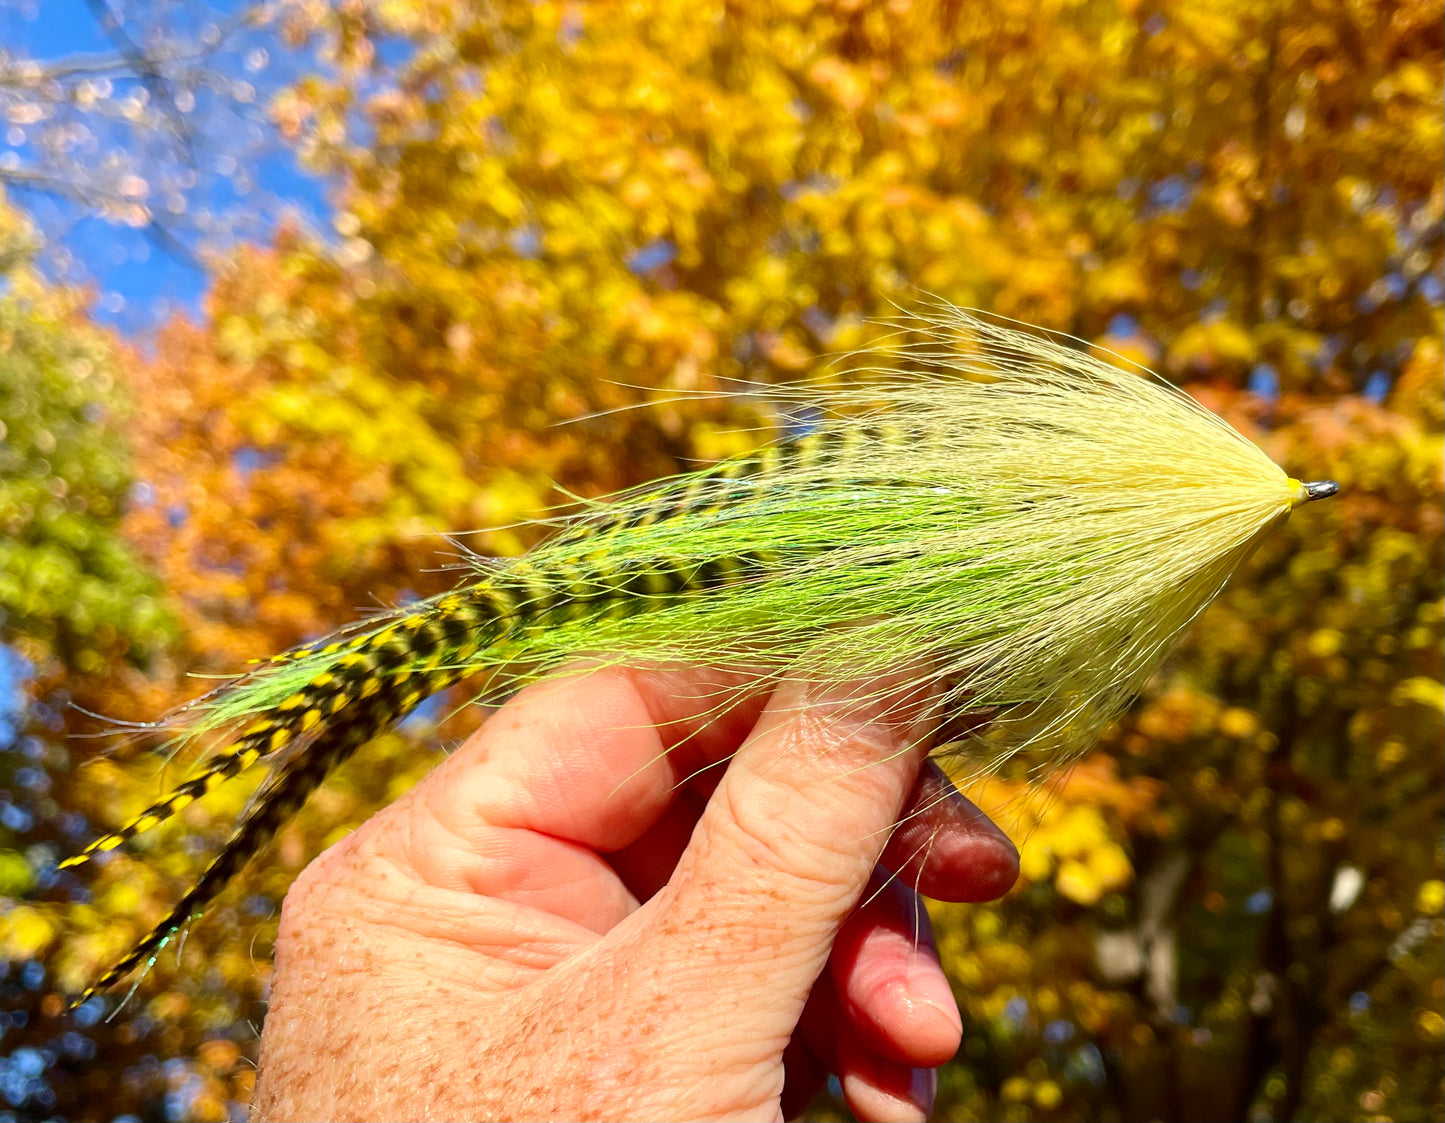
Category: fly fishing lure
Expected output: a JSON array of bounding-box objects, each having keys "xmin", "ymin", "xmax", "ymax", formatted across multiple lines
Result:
[{"xmin": 63, "ymin": 305, "xmax": 1337, "ymax": 1003}]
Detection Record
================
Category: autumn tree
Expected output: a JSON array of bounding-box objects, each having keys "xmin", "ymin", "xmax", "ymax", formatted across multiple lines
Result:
[
  {"xmin": 0, "ymin": 196, "xmax": 191, "ymax": 1120},
  {"xmin": 7, "ymin": 0, "xmax": 1441, "ymax": 1119},
  {"xmin": 929, "ymin": 377, "xmax": 1444, "ymax": 1122}
]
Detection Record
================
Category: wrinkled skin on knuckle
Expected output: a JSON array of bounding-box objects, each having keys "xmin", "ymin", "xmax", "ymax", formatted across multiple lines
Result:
[
  {"xmin": 779, "ymin": 698, "xmax": 922, "ymax": 769},
  {"xmin": 703, "ymin": 780, "xmax": 861, "ymax": 914}
]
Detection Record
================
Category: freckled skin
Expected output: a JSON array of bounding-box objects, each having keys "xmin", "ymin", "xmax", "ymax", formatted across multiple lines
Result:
[{"xmin": 252, "ymin": 664, "xmax": 1019, "ymax": 1123}]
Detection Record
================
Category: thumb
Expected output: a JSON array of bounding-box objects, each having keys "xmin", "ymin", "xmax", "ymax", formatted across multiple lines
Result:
[{"xmin": 651, "ymin": 669, "xmax": 942, "ymax": 1030}]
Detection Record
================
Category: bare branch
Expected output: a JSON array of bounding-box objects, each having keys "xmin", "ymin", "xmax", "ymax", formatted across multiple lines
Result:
[
  {"xmin": 83, "ymin": 0, "xmax": 196, "ymax": 156},
  {"xmin": 0, "ymin": 165, "xmax": 200, "ymax": 270}
]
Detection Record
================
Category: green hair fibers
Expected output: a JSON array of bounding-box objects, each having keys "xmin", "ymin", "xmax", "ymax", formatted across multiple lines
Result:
[{"xmin": 61, "ymin": 305, "xmax": 1337, "ymax": 1003}]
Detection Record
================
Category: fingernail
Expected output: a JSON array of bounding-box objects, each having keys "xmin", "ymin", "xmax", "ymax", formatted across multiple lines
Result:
[
  {"xmin": 907, "ymin": 959, "xmax": 963, "ymax": 1037},
  {"xmin": 910, "ymin": 1065, "xmax": 937, "ymax": 1114},
  {"xmin": 962, "ymin": 802, "xmax": 1022, "ymax": 860}
]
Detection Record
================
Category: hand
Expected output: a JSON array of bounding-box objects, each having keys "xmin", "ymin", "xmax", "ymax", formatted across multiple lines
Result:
[{"xmin": 251, "ymin": 664, "xmax": 1019, "ymax": 1122}]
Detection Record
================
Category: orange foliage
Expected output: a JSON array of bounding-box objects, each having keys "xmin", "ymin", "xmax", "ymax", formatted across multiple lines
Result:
[{"xmin": 5, "ymin": 0, "xmax": 1439, "ymax": 1119}]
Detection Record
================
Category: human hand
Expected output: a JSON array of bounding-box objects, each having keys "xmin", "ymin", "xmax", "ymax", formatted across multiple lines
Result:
[{"xmin": 251, "ymin": 664, "xmax": 1019, "ymax": 1122}]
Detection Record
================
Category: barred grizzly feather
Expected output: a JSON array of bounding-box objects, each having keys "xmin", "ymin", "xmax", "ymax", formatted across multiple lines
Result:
[{"xmin": 64, "ymin": 306, "xmax": 1335, "ymax": 1003}]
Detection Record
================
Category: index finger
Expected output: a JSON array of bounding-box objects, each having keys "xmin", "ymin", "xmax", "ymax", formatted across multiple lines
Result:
[{"xmin": 406, "ymin": 663, "xmax": 768, "ymax": 854}]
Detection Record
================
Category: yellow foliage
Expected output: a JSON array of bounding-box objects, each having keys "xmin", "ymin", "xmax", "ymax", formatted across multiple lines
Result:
[
  {"xmin": 1034, "ymin": 1079, "xmax": 1064, "ymax": 1109},
  {"xmin": 0, "ymin": 905, "xmax": 57, "ymax": 961},
  {"xmin": 12, "ymin": 0, "xmax": 1438, "ymax": 1119},
  {"xmin": 1394, "ymin": 676, "xmax": 1445, "ymax": 712}
]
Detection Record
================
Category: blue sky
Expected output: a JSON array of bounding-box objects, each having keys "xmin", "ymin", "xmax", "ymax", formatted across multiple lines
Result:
[{"xmin": 1, "ymin": 0, "xmax": 331, "ymax": 334}]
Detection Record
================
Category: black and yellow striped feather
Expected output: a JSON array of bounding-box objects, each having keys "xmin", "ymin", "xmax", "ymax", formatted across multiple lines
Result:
[
  {"xmin": 64, "ymin": 307, "xmax": 1332, "ymax": 1003},
  {"xmin": 65, "ymin": 430, "xmax": 856, "ymax": 1002}
]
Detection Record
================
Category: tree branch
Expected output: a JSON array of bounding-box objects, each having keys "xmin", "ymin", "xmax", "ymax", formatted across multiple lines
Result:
[
  {"xmin": 82, "ymin": 0, "xmax": 197, "ymax": 158},
  {"xmin": 0, "ymin": 166, "xmax": 201, "ymax": 271}
]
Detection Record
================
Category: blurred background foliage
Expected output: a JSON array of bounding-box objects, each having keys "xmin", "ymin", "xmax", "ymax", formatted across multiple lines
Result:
[{"xmin": 0, "ymin": 0, "xmax": 1440, "ymax": 1119}]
